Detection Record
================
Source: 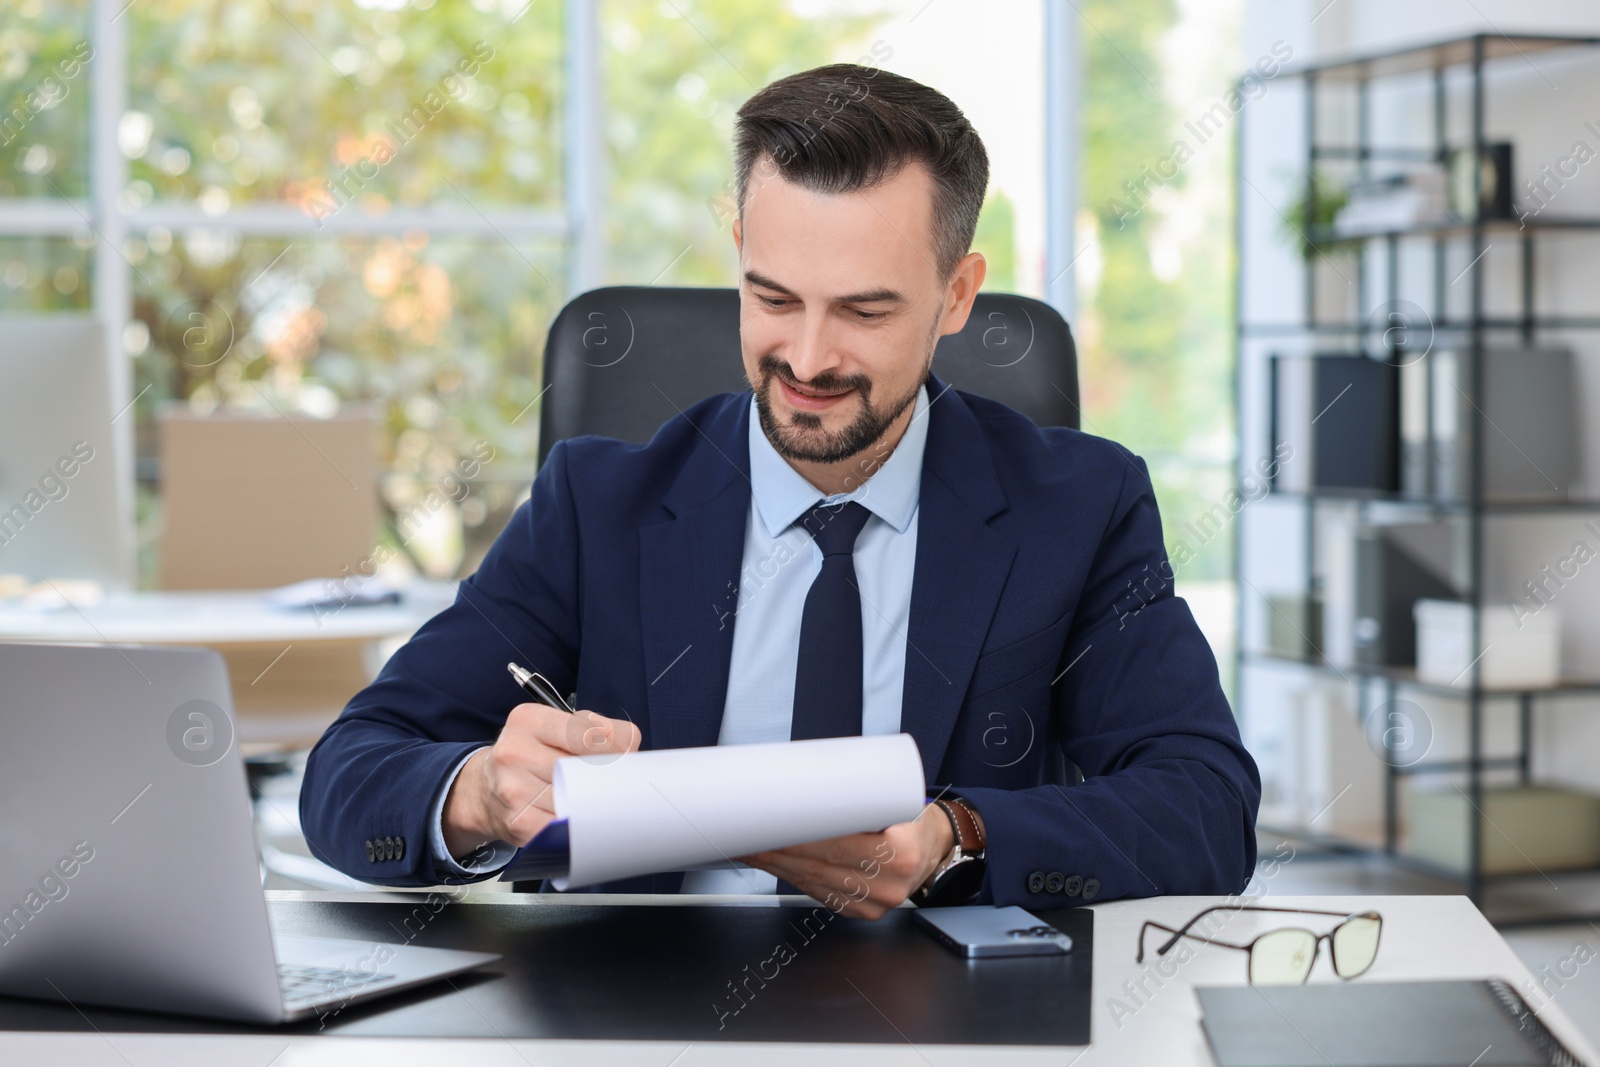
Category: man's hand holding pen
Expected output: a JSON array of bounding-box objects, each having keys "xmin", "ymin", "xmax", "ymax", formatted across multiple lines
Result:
[
  {"xmin": 446, "ymin": 664, "xmax": 969, "ymax": 917},
  {"xmin": 441, "ymin": 665, "xmax": 641, "ymax": 860}
]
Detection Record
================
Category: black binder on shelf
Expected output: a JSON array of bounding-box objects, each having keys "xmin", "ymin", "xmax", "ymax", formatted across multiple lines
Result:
[
  {"xmin": 1199, "ymin": 979, "xmax": 1587, "ymax": 1067},
  {"xmin": 1270, "ymin": 353, "xmax": 1399, "ymax": 494}
]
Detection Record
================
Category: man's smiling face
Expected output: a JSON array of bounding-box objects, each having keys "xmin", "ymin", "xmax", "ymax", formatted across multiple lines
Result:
[{"xmin": 733, "ymin": 156, "xmax": 974, "ymax": 470}]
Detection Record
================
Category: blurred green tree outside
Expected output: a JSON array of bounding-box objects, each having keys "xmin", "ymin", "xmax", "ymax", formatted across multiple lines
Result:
[
  {"xmin": 1080, "ymin": 0, "xmax": 1237, "ymax": 582},
  {"xmin": 4, "ymin": 0, "xmax": 1233, "ymax": 597},
  {"xmin": 1, "ymin": 0, "xmax": 94, "ymax": 311},
  {"xmin": 601, "ymin": 0, "xmax": 883, "ymax": 288}
]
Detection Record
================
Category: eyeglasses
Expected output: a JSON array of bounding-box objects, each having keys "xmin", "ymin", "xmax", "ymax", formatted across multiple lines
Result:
[{"xmin": 1136, "ymin": 905, "xmax": 1383, "ymax": 985}]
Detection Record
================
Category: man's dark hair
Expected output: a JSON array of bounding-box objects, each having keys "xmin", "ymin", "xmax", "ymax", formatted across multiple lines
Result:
[{"xmin": 733, "ymin": 63, "xmax": 989, "ymax": 280}]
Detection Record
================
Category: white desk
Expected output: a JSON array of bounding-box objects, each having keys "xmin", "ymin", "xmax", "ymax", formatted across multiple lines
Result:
[
  {"xmin": 0, "ymin": 587, "xmax": 452, "ymax": 744},
  {"xmin": 0, "ymin": 587, "xmax": 450, "ymax": 645},
  {"xmin": 0, "ymin": 892, "xmax": 1591, "ymax": 1065}
]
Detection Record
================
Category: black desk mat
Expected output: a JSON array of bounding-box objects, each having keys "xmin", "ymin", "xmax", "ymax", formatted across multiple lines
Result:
[{"xmin": 0, "ymin": 899, "xmax": 1093, "ymax": 1045}]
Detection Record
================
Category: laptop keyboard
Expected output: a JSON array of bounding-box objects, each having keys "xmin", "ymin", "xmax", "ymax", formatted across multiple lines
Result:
[{"xmin": 277, "ymin": 963, "xmax": 394, "ymax": 1007}]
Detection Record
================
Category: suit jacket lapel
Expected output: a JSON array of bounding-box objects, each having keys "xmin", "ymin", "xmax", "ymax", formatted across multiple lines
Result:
[
  {"xmin": 639, "ymin": 394, "xmax": 751, "ymax": 752},
  {"xmin": 636, "ymin": 381, "xmax": 1016, "ymax": 786},
  {"xmin": 901, "ymin": 379, "xmax": 1016, "ymax": 785}
]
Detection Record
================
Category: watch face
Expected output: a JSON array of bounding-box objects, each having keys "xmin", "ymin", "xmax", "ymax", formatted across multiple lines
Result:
[{"xmin": 922, "ymin": 855, "xmax": 986, "ymax": 907}]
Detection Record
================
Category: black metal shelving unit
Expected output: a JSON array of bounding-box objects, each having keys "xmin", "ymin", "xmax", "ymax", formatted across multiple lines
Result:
[{"xmin": 1234, "ymin": 32, "xmax": 1600, "ymax": 924}]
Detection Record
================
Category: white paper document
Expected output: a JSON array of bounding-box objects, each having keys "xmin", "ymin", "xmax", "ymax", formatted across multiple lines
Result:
[{"xmin": 543, "ymin": 733, "xmax": 926, "ymax": 890}]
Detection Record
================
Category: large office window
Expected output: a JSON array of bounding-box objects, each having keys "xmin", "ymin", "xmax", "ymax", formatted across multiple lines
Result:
[
  {"xmin": 7, "ymin": 0, "xmax": 1248, "ymax": 691},
  {"xmin": 3, "ymin": 0, "xmax": 1072, "ymax": 587}
]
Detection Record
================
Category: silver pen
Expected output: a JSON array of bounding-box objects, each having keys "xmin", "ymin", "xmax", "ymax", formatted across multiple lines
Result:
[{"xmin": 506, "ymin": 661, "xmax": 575, "ymax": 713}]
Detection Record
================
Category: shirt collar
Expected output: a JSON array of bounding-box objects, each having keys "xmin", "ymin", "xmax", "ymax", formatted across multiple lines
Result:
[{"xmin": 747, "ymin": 383, "xmax": 929, "ymax": 539}]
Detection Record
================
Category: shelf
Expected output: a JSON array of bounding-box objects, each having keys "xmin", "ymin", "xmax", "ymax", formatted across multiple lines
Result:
[
  {"xmin": 1242, "ymin": 651, "xmax": 1600, "ymax": 697},
  {"xmin": 1391, "ymin": 756, "xmax": 1525, "ymax": 777},
  {"xmin": 1309, "ymin": 215, "xmax": 1600, "ymax": 244},
  {"xmin": 1240, "ymin": 318, "xmax": 1600, "ymax": 336},
  {"xmin": 1310, "ymin": 146, "xmax": 1444, "ymax": 162},
  {"xmin": 1272, "ymin": 754, "xmax": 1525, "ymax": 781},
  {"xmin": 1259, "ymin": 822, "xmax": 1600, "ymax": 886},
  {"xmin": 1258, "ymin": 488, "xmax": 1600, "ymax": 515},
  {"xmin": 1284, "ymin": 32, "xmax": 1600, "ymax": 82},
  {"xmin": 1238, "ymin": 30, "xmax": 1600, "ymax": 912}
]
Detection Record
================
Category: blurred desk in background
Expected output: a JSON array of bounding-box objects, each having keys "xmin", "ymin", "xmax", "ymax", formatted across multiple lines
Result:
[{"xmin": 0, "ymin": 584, "xmax": 452, "ymax": 745}]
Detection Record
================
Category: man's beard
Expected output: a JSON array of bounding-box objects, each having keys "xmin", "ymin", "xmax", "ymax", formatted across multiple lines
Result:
[{"xmin": 752, "ymin": 354, "xmax": 926, "ymax": 464}]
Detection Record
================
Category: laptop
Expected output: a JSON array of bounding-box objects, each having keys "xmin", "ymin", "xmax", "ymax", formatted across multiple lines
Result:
[{"xmin": 0, "ymin": 641, "xmax": 499, "ymax": 1024}]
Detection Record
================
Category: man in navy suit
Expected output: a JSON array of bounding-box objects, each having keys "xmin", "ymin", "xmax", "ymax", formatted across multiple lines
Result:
[{"xmin": 301, "ymin": 63, "xmax": 1259, "ymax": 917}]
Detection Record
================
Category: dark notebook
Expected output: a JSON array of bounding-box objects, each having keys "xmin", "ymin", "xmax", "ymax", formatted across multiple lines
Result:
[{"xmin": 1198, "ymin": 979, "xmax": 1586, "ymax": 1067}]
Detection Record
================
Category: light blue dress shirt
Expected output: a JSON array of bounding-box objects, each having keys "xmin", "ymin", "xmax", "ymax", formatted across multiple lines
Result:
[
  {"xmin": 431, "ymin": 386, "xmax": 929, "ymax": 888},
  {"xmin": 682, "ymin": 384, "xmax": 927, "ymax": 893}
]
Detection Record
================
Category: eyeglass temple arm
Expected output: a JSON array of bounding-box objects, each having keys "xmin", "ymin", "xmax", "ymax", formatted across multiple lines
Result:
[
  {"xmin": 1153, "ymin": 903, "xmax": 1355, "ymax": 957},
  {"xmin": 1137, "ymin": 919, "xmax": 1252, "ymax": 963}
]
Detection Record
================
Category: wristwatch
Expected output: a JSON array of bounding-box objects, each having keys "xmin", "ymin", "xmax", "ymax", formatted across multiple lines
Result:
[{"xmin": 913, "ymin": 797, "xmax": 986, "ymax": 907}]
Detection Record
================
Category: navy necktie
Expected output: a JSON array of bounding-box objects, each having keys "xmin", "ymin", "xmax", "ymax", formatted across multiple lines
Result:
[{"xmin": 790, "ymin": 501, "xmax": 873, "ymax": 741}]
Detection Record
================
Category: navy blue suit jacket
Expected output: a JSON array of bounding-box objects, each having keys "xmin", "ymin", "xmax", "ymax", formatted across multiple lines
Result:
[{"xmin": 300, "ymin": 377, "xmax": 1260, "ymax": 906}]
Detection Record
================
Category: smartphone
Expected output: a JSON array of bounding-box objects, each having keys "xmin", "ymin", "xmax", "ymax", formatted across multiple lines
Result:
[{"xmin": 913, "ymin": 906, "xmax": 1074, "ymax": 959}]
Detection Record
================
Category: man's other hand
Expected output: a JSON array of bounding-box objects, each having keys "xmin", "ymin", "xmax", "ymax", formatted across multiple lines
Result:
[
  {"xmin": 741, "ymin": 802, "xmax": 955, "ymax": 919},
  {"xmin": 441, "ymin": 703, "xmax": 641, "ymax": 860}
]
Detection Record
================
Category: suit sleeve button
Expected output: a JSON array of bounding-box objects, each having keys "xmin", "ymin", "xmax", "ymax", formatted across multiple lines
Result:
[
  {"xmin": 395, "ymin": 836, "xmax": 405, "ymax": 861},
  {"xmin": 1044, "ymin": 872, "xmax": 1065, "ymax": 894},
  {"xmin": 1026, "ymin": 870, "xmax": 1046, "ymax": 894},
  {"xmin": 364, "ymin": 839, "xmax": 376, "ymax": 863},
  {"xmin": 1081, "ymin": 878, "xmax": 1100, "ymax": 901},
  {"xmin": 1063, "ymin": 875, "xmax": 1083, "ymax": 897}
]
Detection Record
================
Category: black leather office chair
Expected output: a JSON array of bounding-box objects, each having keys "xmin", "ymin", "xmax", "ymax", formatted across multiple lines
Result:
[{"xmin": 536, "ymin": 286, "xmax": 1078, "ymax": 465}]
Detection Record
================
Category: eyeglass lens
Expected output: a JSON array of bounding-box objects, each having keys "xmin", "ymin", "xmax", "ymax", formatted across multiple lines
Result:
[
  {"xmin": 1249, "ymin": 928, "xmax": 1319, "ymax": 985},
  {"xmin": 1331, "ymin": 914, "xmax": 1381, "ymax": 978}
]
